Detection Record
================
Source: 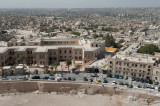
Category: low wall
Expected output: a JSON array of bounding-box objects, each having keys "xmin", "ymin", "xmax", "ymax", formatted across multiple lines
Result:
[
  {"xmin": 0, "ymin": 81, "xmax": 116, "ymax": 95},
  {"xmin": 0, "ymin": 81, "xmax": 38, "ymax": 93}
]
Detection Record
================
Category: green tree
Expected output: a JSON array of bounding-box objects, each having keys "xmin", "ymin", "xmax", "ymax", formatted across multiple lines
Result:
[
  {"xmin": 105, "ymin": 35, "xmax": 115, "ymax": 47},
  {"xmin": 19, "ymin": 55, "xmax": 25, "ymax": 63},
  {"xmin": 18, "ymin": 55, "xmax": 25, "ymax": 72},
  {"xmin": 137, "ymin": 44, "xmax": 160, "ymax": 55},
  {"xmin": 66, "ymin": 60, "xmax": 72, "ymax": 72},
  {"xmin": 102, "ymin": 27, "xmax": 118, "ymax": 32},
  {"xmin": 72, "ymin": 32, "xmax": 80, "ymax": 36},
  {"xmin": 53, "ymin": 62, "xmax": 58, "ymax": 72},
  {"xmin": 104, "ymin": 35, "xmax": 122, "ymax": 49},
  {"xmin": 66, "ymin": 28, "xmax": 72, "ymax": 32},
  {"xmin": 93, "ymin": 34, "xmax": 103, "ymax": 39},
  {"xmin": 12, "ymin": 55, "xmax": 17, "ymax": 64}
]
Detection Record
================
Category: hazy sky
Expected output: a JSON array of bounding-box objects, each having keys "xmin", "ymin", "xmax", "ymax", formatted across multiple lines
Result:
[{"xmin": 0, "ymin": 0, "xmax": 160, "ymax": 8}]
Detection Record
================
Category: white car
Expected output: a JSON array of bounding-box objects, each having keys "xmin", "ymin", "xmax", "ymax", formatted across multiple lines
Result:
[{"xmin": 112, "ymin": 81, "xmax": 117, "ymax": 85}]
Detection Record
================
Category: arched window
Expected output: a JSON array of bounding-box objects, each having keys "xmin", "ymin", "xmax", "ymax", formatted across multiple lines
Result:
[
  {"xmin": 75, "ymin": 56, "xmax": 78, "ymax": 60},
  {"xmin": 79, "ymin": 56, "xmax": 82, "ymax": 60}
]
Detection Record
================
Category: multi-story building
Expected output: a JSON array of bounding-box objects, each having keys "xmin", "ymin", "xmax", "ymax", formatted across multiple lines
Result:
[
  {"xmin": 107, "ymin": 53, "xmax": 160, "ymax": 80},
  {"xmin": 0, "ymin": 37, "xmax": 105, "ymax": 66}
]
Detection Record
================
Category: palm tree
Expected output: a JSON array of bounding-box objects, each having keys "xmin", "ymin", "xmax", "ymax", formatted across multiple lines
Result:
[
  {"xmin": 66, "ymin": 60, "xmax": 72, "ymax": 72},
  {"xmin": 19, "ymin": 55, "xmax": 25, "ymax": 71},
  {"xmin": 19, "ymin": 55, "xmax": 25, "ymax": 64},
  {"xmin": 53, "ymin": 62, "xmax": 58, "ymax": 72},
  {"xmin": 12, "ymin": 55, "xmax": 17, "ymax": 65}
]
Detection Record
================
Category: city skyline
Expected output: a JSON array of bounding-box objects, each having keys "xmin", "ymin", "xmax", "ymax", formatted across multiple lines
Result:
[{"xmin": 0, "ymin": 0, "xmax": 160, "ymax": 8}]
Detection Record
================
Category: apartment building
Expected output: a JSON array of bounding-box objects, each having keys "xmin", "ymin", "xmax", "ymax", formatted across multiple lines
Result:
[{"xmin": 107, "ymin": 53, "xmax": 160, "ymax": 80}]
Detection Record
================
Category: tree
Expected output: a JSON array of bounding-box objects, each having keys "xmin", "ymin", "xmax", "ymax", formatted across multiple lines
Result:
[
  {"xmin": 104, "ymin": 35, "xmax": 122, "ymax": 49},
  {"xmin": 66, "ymin": 60, "xmax": 72, "ymax": 72},
  {"xmin": 19, "ymin": 55, "xmax": 25, "ymax": 63},
  {"xmin": 105, "ymin": 35, "xmax": 116, "ymax": 47},
  {"xmin": 66, "ymin": 28, "xmax": 72, "ymax": 32},
  {"xmin": 93, "ymin": 34, "xmax": 103, "ymax": 39},
  {"xmin": 72, "ymin": 32, "xmax": 80, "ymax": 36},
  {"xmin": 53, "ymin": 62, "xmax": 58, "ymax": 72},
  {"xmin": 137, "ymin": 44, "xmax": 160, "ymax": 55},
  {"xmin": 12, "ymin": 55, "xmax": 17, "ymax": 65}
]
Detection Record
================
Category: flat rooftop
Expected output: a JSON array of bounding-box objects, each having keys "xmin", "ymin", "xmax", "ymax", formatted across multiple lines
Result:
[
  {"xmin": 112, "ymin": 54, "xmax": 158, "ymax": 64},
  {"xmin": 0, "ymin": 44, "xmax": 99, "ymax": 53}
]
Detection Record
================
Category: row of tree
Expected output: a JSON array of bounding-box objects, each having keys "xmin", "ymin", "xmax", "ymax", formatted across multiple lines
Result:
[
  {"xmin": 137, "ymin": 44, "xmax": 160, "ymax": 55},
  {"xmin": 46, "ymin": 59, "xmax": 72, "ymax": 74}
]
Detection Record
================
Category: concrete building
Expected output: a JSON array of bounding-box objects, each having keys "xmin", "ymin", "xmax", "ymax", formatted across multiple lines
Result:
[
  {"xmin": 107, "ymin": 53, "xmax": 160, "ymax": 80},
  {"xmin": 2, "ymin": 66, "xmax": 12, "ymax": 76},
  {"xmin": 15, "ymin": 65, "xmax": 24, "ymax": 75}
]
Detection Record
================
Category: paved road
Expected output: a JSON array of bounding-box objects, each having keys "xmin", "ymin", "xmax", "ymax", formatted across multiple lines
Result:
[{"xmin": 0, "ymin": 73, "xmax": 160, "ymax": 91}]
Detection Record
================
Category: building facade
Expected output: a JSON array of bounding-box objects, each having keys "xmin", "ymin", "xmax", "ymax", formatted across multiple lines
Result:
[
  {"xmin": 0, "ymin": 38, "xmax": 105, "ymax": 66},
  {"xmin": 107, "ymin": 54, "xmax": 160, "ymax": 80}
]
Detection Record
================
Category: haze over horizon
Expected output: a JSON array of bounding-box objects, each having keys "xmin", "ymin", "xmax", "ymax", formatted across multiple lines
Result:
[{"xmin": 0, "ymin": 0, "xmax": 160, "ymax": 8}]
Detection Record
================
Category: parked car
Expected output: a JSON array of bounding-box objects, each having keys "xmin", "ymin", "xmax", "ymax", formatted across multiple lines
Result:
[
  {"xmin": 112, "ymin": 81, "xmax": 117, "ymax": 85},
  {"xmin": 119, "ymin": 81, "xmax": 124, "ymax": 85},
  {"xmin": 95, "ymin": 79, "xmax": 102, "ymax": 83},
  {"xmin": 67, "ymin": 77, "xmax": 71, "ymax": 81},
  {"xmin": 62, "ymin": 77, "xmax": 67, "ymax": 80},
  {"xmin": 158, "ymin": 87, "xmax": 160, "ymax": 92},
  {"xmin": 115, "ymin": 75, "xmax": 119, "ymax": 79},
  {"xmin": 149, "ymin": 81, "xmax": 153, "ymax": 84},
  {"xmin": 89, "ymin": 78, "xmax": 93, "ymax": 83},
  {"xmin": 128, "ymin": 84, "xmax": 133, "ymax": 88},
  {"xmin": 91, "ymin": 73, "xmax": 99, "ymax": 77},
  {"xmin": 48, "ymin": 76, "xmax": 55, "ymax": 80},
  {"xmin": 124, "ymin": 76, "xmax": 128, "ymax": 80},
  {"xmin": 23, "ymin": 77, "xmax": 28, "ymax": 80},
  {"xmin": 154, "ymin": 82, "xmax": 159, "ymax": 85},
  {"xmin": 42, "ymin": 76, "xmax": 49, "ymax": 80},
  {"xmin": 32, "ymin": 76, "xmax": 40, "ymax": 79},
  {"xmin": 56, "ymin": 77, "xmax": 62, "ymax": 82},
  {"xmin": 119, "ymin": 76, "xmax": 124, "ymax": 79},
  {"xmin": 103, "ymin": 79, "xmax": 108, "ymax": 83},
  {"xmin": 140, "ymin": 78, "xmax": 144, "ymax": 83},
  {"xmin": 107, "ymin": 74, "xmax": 112, "ymax": 78},
  {"xmin": 136, "ymin": 84, "xmax": 141, "ymax": 88},
  {"xmin": 124, "ymin": 82, "xmax": 128, "ymax": 86},
  {"xmin": 9, "ymin": 78, "xmax": 16, "ymax": 80},
  {"xmin": 136, "ymin": 78, "xmax": 140, "ymax": 82},
  {"xmin": 83, "ymin": 77, "xmax": 88, "ymax": 81},
  {"xmin": 131, "ymin": 77, "xmax": 135, "ymax": 81},
  {"xmin": 71, "ymin": 78, "xmax": 76, "ymax": 81},
  {"xmin": 150, "ymin": 85, "xmax": 155, "ymax": 89}
]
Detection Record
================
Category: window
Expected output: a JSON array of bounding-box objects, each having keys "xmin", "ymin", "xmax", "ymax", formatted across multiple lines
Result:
[
  {"xmin": 39, "ymin": 55, "xmax": 45, "ymax": 59},
  {"xmin": 135, "ymin": 64, "xmax": 137, "ymax": 67}
]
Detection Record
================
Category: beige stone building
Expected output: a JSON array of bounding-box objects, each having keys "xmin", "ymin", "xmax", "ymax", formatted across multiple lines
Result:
[
  {"xmin": 107, "ymin": 53, "xmax": 160, "ymax": 80},
  {"xmin": 0, "ymin": 38, "xmax": 105, "ymax": 66}
]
